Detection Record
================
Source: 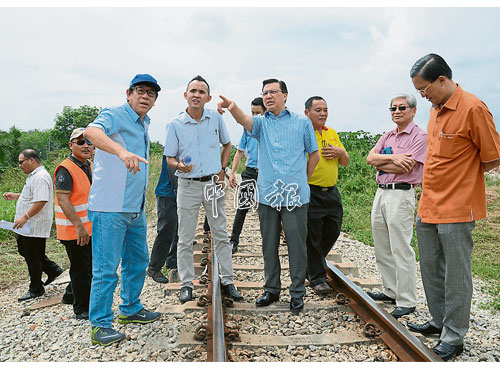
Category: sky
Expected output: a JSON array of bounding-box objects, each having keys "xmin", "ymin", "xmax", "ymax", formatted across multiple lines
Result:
[{"xmin": 1, "ymin": 3, "xmax": 500, "ymax": 147}]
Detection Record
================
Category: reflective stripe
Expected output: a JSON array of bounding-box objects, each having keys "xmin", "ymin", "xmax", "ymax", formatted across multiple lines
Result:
[
  {"xmin": 54, "ymin": 203, "xmax": 88, "ymax": 213},
  {"xmin": 55, "ymin": 216, "xmax": 90, "ymax": 226}
]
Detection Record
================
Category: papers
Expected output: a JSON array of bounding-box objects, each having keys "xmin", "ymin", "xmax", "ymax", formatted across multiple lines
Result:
[{"xmin": 0, "ymin": 220, "xmax": 31, "ymax": 235}]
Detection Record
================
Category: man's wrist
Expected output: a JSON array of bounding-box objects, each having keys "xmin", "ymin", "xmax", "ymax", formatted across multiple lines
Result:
[{"xmin": 25, "ymin": 212, "xmax": 31, "ymax": 219}]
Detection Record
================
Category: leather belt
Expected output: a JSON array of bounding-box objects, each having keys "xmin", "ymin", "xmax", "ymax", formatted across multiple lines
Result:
[
  {"xmin": 182, "ymin": 175, "xmax": 213, "ymax": 182},
  {"xmin": 378, "ymin": 183, "xmax": 412, "ymax": 190},
  {"xmin": 309, "ymin": 184, "xmax": 335, "ymax": 192},
  {"xmin": 246, "ymin": 166, "xmax": 258, "ymax": 172}
]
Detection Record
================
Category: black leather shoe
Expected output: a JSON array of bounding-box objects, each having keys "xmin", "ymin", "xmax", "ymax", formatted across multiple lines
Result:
[
  {"xmin": 407, "ymin": 321, "xmax": 442, "ymax": 335},
  {"xmin": 290, "ymin": 297, "xmax": 304, "ymax": 314},
  {"xmin": 231, "ymin": 242, "xmax": 238, "ymax": 254},
  {"xmin": 255, "ymin": 291, "xmax": 279, "ymax": 307},
  {"xmin": 390, "ymin": 306, "xmax": 415, "ymax": 318},
  {"xmin": 61, "ymin": 295, "xmax": 74, "ymax": 305},
  {"xmin": 179, "ymin": 286, "xmax": 193, "ymax": 304},
  {"xmin": 432, "ymin": 341, "xmax": 463, "ymax": 361},
  {"xmin": 18, "ymin": 290, "xmax": 44, "ymax": 302},
  {"xmin": 367, "ymin": 291, "xmax": 396, "ymax": 304},
  {"xmin": 44, "ymin": 266, "xmax": 64, "ymax": 285},
  {"xmin": 75, "ymin": 311, "xmax": 89, "ymax": 320},
  {"xmin": 147, "ymin": 268, "xmax": 169, "ymax": 284},
  {"xmin": 222, "ymin": 283, "xmax": 243, "ymax": 301}
]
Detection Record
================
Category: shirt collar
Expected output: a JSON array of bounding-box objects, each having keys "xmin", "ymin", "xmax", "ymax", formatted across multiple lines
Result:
[
  {"xmin": 183, "ymin": 108, "xmax": 211, "ymax": 124},
  {"xmin": 124, "ymin": 102, "xmax": 150, "ymax": 125},
  {"xmin": 394, "ymin": 120, "xmax": 416, "ymax": 135},
  {"xmin": 440, "ymin": 84, "xmax": 462, "ymax": 111},
  {"xmin": 68, "ymin": 154, "xmax": 90, "ymax": 169},
  {"xmin": 264, "ymin": 107, "xmax": 290, "ymax": 119},
  {"xmin": 28, "ymin": 165, "xmax": 45, "ymax": 177}
]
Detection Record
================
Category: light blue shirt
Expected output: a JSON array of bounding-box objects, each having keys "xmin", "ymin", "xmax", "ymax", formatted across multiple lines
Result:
[
  {"xmin": 247, "ymin": 108, "xmax": 318, "ymax": 207},
  {"xmin": 87, "ymin": 102, "xmax": 150, "ymax": 212},
  {"xmin": 238, "ymin": 131, "xmax": 259, "ymax": 169},
  {"xmin": 164, "ymin": 108, "xmax": 230, "ymax": 178}
]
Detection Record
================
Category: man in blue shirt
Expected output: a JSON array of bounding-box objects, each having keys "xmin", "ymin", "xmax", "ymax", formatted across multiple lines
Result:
[
  {"xmin": 164, "ymin": 75, "xmax": 242, "ymax": 304},
  {"xmin": 228, "ymin": 97, "xmax": 265, "ymax": 253},
  {"xmin": 84, "ymin": 74, "xmax": 161, "ymax": 347},
  {"xmin": 218, "ymin": 79, "xmax": 320, "ymax": 314},
  {"xmin": 146, "ymin": 156, "xmax": 178, "ymax": 283}
]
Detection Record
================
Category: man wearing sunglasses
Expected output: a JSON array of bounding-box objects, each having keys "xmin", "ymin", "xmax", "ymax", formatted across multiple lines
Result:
[
  {"xmin": 366, "ymin": 94, "xmax": 427, "ymax": 319},
  {"xmin": 3, "ymin": 149, "xmax": 63, "ymax": 302},
  {"xmin": 83, "ymin": 74, "xmax": 161, "ymax": 346},
  {"xmin": 53, "ymin": 128, "xmax": 94, "ymax": 320},
  {"xmin": 407, "ymin": 54, "xmax": 500, "ymax": 361}
]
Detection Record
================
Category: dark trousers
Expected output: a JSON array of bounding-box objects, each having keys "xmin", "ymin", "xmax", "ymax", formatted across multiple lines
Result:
[
  {"xmin": 60, "ymin": 239, "xmax": 92, "ymax": 314},
  {"xmin": 306, "ymin": 186, "xmax": 343, "ymax": 286},
  {"xmin": 230, "ymin": 166, "xmax": 258, "ymax": 245},
  {"xmin": 16, "ymin": 235, "xmax": 60, "ymax": 294},
  {"xmin": 150, "ymin": 196, "xmax": 178, "ymax": 270},
  {"xmin": 258, "ymin": 203, "xmax": 308, "ymax": 299}
]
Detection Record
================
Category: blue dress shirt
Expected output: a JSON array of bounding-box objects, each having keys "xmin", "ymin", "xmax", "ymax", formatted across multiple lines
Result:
[
  {"xmin": 238, "ymin": 131, "xmax": 259, "ymax": 169},
  {"xmin": 247, "ymin": 108, "xmax": 318, "ymax": 207},
  {"xmin": 164, "ymin": 108, "xmax": 230, "ymax": 178},
  {"xmin": 87, "ymin": 103, "xmax": 150, "ymax": 212}
]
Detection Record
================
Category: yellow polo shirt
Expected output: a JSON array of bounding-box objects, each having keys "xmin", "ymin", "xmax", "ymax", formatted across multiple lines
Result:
[{"xmin": 308, "ymin": 126, "xmax": 345, "ymax": 187}]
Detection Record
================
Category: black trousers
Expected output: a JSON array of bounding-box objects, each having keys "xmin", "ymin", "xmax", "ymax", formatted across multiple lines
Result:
[
  {"xmin": 306, "ymin": 186, "xmax": 343, "ymax": 286},
  {"xmin": 230, "ymin": 166, "xmax": 258, "ymax": 245},
  {"xmin": 16, "ymin": 235, "xmax": 60, "ymax": 294},
  {"xmin": 150, "ymin": 196, "xmax": 178, "ymax": 271},
  {"xmin": 60, "ymin": 239, "xmax": 92, "ymax": 314}
]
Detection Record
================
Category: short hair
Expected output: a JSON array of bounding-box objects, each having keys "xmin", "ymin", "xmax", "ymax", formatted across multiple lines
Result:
[
  {"xmin": 262, "ymin": 78, "xmax": 288, "ymax": 94},
  {"xmin": 187, "ymin": 75, "xmax": 210, "ymax": 95},
  {"xmin": 20, "ymin": 149, "xmax": 41, "ymax": 163},
  {"xmin": 390, "ymin": 93, "xmax": 417, "ymax": 108},
  {"xmin": 305, "ymin": 96, "xmax": 327, "ymax": 110},
  {"xmin": 410, "ymin": 53, "xmax": 452, "ymax": 81},
  {"xmin": 251, "ymin": 97, "xmax": 266, "ymax": 111}
]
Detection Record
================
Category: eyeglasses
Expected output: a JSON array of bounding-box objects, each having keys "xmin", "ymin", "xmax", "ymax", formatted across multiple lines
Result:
[
  {"xmin": 18, "ymin": 159, "xmax": 30, "ymax": 166},
  {"xmin": 262, "ymin": 89, "xmax": 282, "ymax": 97},
  {"xmin": 389, "ymin": 105, "xmax": 411, "ymax": 112},
  {"xmin": 72, "ymin": 138, "xmax": 93, "ymax": 146},
  {"xmin": 416, "ymin": 81, "xmax": 434, "ymax": 95},
  {"xmin": 134, "ymin": 86, "xmax": 157, "ymax": 98}
]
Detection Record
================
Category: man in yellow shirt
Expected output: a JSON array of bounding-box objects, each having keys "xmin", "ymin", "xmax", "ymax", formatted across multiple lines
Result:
[{"xmin": 304, "ymin": 96, "xmax": 349, "ymax": 294}]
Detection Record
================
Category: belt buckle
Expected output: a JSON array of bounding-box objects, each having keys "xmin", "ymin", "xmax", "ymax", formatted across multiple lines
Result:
[{"xmin": 321, "ymin": 187, "xmax": 328, "ymax": 192}]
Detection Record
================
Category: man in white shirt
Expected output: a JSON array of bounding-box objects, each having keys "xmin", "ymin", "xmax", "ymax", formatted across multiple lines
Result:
[{"xmin": 3, "ymin": 149, "xmax": 63, "ymax": 302}]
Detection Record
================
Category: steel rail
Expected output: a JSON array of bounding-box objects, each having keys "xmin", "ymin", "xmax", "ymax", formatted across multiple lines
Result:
[
  {"xmin": 206, "ymin": 238, "xmax": 227, "ymax": 362},
  {"xmin": 326, "ymin": 260, "xmax": 442, "ymax": 362}
]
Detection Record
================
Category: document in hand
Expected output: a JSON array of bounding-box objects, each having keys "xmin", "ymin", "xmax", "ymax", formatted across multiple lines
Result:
[{"xmin": 0, "ymin": 220, "xmax": 31, "ymax": 235}]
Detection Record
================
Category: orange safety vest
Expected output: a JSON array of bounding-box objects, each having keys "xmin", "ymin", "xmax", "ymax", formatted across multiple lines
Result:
[{"xmin": 53, "ymin": 158, "xmax": 93, "ymax": 240}]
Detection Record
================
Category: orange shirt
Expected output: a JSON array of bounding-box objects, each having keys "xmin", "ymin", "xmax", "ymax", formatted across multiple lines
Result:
[{"xmin": 418, "ymin": 85, "xmax": 500, "ymax": 223}]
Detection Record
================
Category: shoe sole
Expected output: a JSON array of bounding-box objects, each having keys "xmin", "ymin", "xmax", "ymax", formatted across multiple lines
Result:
[
  {"xmin": 118, "ymin": 316, "xmax": 160, "ymax": 324},
  {"xmin": 91, "ymin": 337, "xmax": 125, "ymax": 346}
]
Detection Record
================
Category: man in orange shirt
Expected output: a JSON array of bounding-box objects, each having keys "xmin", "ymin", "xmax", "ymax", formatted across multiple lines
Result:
[{"xmin": 408, "ymin": 53, "xmax": 500, "ymax": 361}]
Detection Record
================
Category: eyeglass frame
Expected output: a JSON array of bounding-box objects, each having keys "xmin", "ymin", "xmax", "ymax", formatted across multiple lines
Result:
[
  {"xmin": 18, "ymin": 158, "xmax": 31, "ymax": 166},
  {"xmin": 416, "ymin": 80, "xmax": 435, "ymax": 95},
  {"xmin": 262, "ymin": 89, "xmax": 282, "ymax": 97},
  {"xmin": 71, "ymin": 138, "xmax": 93, "ymax": 146},
  {"xmin": 132, "ymin": 85, "xmax": 158, "ymax": 98},
  {"xmin": 389, "ymin": 105, "xmax": 412, "ymax": 112}
]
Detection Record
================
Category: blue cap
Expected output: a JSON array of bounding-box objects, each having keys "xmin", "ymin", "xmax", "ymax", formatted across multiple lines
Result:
[{"xmin": 129, "ymin": 74, "xmax": 161, "ymax": 92}]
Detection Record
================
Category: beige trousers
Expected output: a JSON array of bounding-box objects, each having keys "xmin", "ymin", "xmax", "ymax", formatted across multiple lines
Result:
[{"xmin": 371, "ymin": 188, "xmax": 417, "ymax": 308}]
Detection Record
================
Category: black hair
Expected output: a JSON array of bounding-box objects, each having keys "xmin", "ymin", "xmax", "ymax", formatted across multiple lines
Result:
[
  {"xmin": 410, "ymin": 53, "xmax": 452, "ymax": 81},
  {"xmin": 20, "ymin": 149, "xmax": 41, "ymax": 163},
  {"xmin": 305, "ymin": 96, "xmax": 326, "ymax": 110},
  {"xmin": 251, "ymin": 97, "xmax": 266, "ymax": 111},
  {"xmin": 262, "ymin": 78, "xmax": 288, "ymax": 94},
  {"xmin": 187, "ymin": 75, "xmax": 210, "ymax": 95}
]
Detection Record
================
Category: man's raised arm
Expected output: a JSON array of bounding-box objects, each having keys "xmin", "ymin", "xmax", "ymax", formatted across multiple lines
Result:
[{"xmin": 217, "ymin": 95, "xmax": 254, "ymax": 132}]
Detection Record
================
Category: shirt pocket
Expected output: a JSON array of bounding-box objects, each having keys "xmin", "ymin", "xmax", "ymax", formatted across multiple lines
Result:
[{"xmin": 438, "ymin": 132, "xmax": 458, "ymax": 158}]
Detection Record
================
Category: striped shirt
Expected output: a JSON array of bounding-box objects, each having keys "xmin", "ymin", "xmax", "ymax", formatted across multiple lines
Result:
[
  {"xmin": 247, "ymin": 108, "xmax": 318, "ymax": 207},
  {"xmin": 14, "ymin": 166, "xmax": 54, "ymax": 238}
]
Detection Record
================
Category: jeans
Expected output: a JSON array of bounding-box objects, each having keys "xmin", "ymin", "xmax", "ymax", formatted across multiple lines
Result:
[
  {"xmin": 149, "ymin": 196, "xmax": 178, "ymax": 271},
  {"xmin": 89, "ymin": 210, "xmax": 149, "ymax": 328}
]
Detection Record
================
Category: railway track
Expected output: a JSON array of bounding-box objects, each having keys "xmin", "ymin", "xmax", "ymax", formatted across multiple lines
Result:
[{"xmin": 159, "ymin": 187, "xmax": 442, "ymax": 362}]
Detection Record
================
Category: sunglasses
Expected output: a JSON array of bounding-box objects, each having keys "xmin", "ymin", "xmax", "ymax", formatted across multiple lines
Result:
[
  {"xmin": 72, "ymin": 138, "xmax": 93, "ymax": 146},
  {"xmin": 389, "ymin": 105, "xmax": 411, "ymax": 112}
]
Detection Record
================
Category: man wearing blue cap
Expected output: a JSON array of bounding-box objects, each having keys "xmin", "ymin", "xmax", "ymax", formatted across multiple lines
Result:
[{"xmin": 84, "ymin": 74, "xmax": 161, "ymax": 346}]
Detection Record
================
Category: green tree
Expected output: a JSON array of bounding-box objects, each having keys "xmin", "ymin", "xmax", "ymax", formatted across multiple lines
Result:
[{"xmin": 53, "ymin": 105, "xmax": 101, "ymax": 149}]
